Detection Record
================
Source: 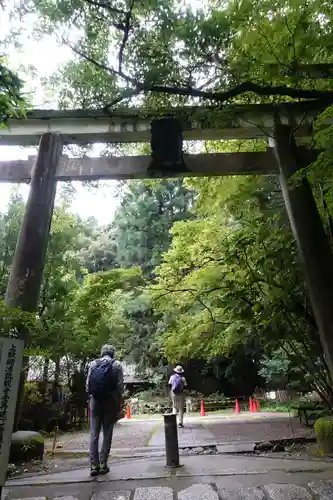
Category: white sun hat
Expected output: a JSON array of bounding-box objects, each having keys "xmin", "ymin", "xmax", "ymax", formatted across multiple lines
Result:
[{"xmin": 174, "ymin": 365, "xmax": 184, "ymax": 374}]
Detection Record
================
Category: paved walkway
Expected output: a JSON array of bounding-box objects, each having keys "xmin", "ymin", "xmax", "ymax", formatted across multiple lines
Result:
[
  {"xmin": 204, "ymin": 413, "xmax": 314, "ymax": 443},
  {"xmin": 4, "ymin": 454, "xmax": 333, "ymax": 499},
  {"xmin": 148, "ymin": 413, "xmax": 311, "ymax": 449},
  {"xmin": 149, "ymin": 420, "xmax": 217, "ymax": 448}
]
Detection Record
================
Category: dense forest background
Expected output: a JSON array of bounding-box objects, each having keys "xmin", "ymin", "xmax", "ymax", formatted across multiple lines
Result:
[{"xmin": 0, "ymin": 170, "xmax": 329, "ymax": 405}]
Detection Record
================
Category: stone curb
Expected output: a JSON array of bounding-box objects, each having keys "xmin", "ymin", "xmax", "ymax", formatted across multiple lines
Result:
[
  {"xmin": 3, "ymin": 480, "xmax": 333, "ymax": 500},
  {"xmin": 7, "ymin": 464, "xmax": 333, "ymax": 487},
  {"xmin": 46, "ymin": 436, "xmax": 316, "ymax": 458}
]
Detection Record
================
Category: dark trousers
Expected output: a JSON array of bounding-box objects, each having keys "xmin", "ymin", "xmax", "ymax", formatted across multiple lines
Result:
[{"xmin": 89, "ymin": 397, "xmax": 117, "ymax": 466}]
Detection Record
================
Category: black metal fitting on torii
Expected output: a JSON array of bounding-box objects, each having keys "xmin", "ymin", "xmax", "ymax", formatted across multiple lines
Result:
[{"xmin": 148, "ymin": 117, "xmax": 189, "ymax": 177}]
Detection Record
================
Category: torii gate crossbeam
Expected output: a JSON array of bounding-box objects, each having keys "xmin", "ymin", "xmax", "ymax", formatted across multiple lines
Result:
[{"xmin": 0, "ymin": 99, "xmax": 329, "ymax": 146}]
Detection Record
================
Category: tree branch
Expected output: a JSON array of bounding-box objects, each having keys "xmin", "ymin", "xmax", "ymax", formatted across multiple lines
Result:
[
  {"xmin": 154, "ymin": 286, "xmax": 223, "ymax": 301},
  {"xmin": 64, "ymin": 40, "xmax": 333, "ymax": 108},
  {"xmin": 185, "ymin": 289, "xmax": 219, "ymax": 329},
  {"xmin": 105, "ymin": 88, "xmax": 141, "ymax": 107},
  {"xmin": 84, "ymin": 0, "xmax": 127, "ymax": 17},
  {"xmin": 284, "ymin": 16, "xmax": 297, "ymax": 63},
  {"xmin": 256, "ymin": 26, "xmax": 289, "ymax": 70},
  {"xmin": 118, "ymin": 0, "xmax": 136, "ymax": 74}
]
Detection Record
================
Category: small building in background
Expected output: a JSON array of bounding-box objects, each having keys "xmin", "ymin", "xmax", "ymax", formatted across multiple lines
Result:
[
  {"xmin": 27, "ymin": 356, "xmax": 152, "ymax": 397},
  {"xmin": 122, "ymin": 362, "xmax": 153, "ymax": 395}
]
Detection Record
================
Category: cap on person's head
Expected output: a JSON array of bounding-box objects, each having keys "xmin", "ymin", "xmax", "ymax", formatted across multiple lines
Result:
[
  {"xmin": 101, "ymin": 344, "xmax": 115, "ymax": 357},
  {"xmin": 174, "ymin": 365, "xmax": 184, "ymax": 374}
]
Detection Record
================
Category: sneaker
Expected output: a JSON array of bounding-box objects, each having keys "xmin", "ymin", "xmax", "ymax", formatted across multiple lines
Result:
[
  {"xmin": 178, "ymin": 423, "xmax": 184, "ymax": 428},
  {"xmin": 90, "ymin": 465, "xmax": 99, "ymax": 477},
  {"xmin": 99, "ymin": 464, "xmax": 110, "ymax": 475}
]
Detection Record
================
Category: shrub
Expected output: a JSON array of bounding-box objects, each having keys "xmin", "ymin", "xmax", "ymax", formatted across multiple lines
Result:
[
  {"xmin": 314, "ymin": 416, "xmax": 333, "ymax": 454},
  {"xmin": 10, "ymin": 431, "xmax": 44, "ymax": 463},
  {"xmin": 134, "ymin": 389, "xmax": 165, "ymax": 402},
  {"xmin": 20, "ymin": 383, "xmax": 68, "ymax": 431},
  {"xmin": 23, "ymin": 382, "xmax": 42, "ymax": 405},
  {"xmin": 260, "ymin": 402, "xmax": 293, "ymax": 413},
  {"xmin": 291, "ymin": 400, "xmax": 322, "ymax": 411}
]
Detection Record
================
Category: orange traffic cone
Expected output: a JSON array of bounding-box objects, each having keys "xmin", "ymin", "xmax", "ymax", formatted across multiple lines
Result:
[
  {"xmin": 235, "ymin": 399, "xmax": 240, "ymax": 414},
  {"xmin": 126, "ymin": 406, "xmax": 131, "ymax": 419},
  {"xmin": 200, "ymin": 400, "xmax": 205, "ymax": 417},
  {"xmin": 249, "ymin": 398, "xmax": 253, "ymax": 412}
]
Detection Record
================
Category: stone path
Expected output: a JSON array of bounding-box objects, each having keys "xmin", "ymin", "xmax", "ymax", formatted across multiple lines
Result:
[
  {"xmin": 148, "ymin": 414, "xmax": 312, "ymax": 450},
  {"xmin": 204, "ymin": 415, "xmax": 314, "ymax": 443},
  {"xmin": 3, "ymin": 480, "xmax": 333, "ymax": 500}
]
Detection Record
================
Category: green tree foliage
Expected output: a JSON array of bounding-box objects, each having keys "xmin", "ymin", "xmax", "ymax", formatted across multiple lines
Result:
[
  {"xmin": 0, "ymin": 186, "xmax": 190, "ymax": 375},
  {"xmin": 0, "ymin": 57, "xmax": 25, "ymax": 122},
  {"xmin": 259, "ymin": 350, "xmax": 291, "ymax": 390},
  {"xmin": 0, "ymin": 300, "xmax": 36, "ymax": 339},
  {"xmin": 0, "ymin": 192, "xmax": 35, "ymax": 339},
  {"xmin": 23, "ymin": 0, "xmax": 333, "ymax": 109},
  {"xmin": 113, "ymin": 180, "xmax": 195, "ymax": 273},
  {"xmin": 0, "ymin": 191, "xmax": 25, "ymax": 296},
  {"xmin": 34, "ymin": 207, "xmax": 89, "ymax": 360},
  {"xmin": 152, "ymin": 172, "xmax": 333, "ymax": 404},
  {"xmin": 79, "ymin": 226, "xmax": 118, "ymax": 273},
  {"xmin": 121, "ymin": 289, "xmax": 164, "ymax": 372},
  {"xmin": 66, "ymin": 267, "xmax": 143, "ymax": 358},
  {"xmin": 0, "ymin": 192, "xmax": 91, "ymax": 360}
]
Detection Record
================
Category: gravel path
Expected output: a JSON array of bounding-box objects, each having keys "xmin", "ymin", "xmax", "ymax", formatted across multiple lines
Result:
[{"xmin": 46, "ymin": 420, "xmax": 159, "ymax": 452}]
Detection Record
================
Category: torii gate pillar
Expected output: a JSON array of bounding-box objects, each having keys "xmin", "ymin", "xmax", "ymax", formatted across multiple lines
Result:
[
  {"xmin": 271, "ymin": 125, "xmax": 333, "ymax": 383},
  {"xmin": 5, "ymin": 133, "xmax": 63, "ymax": 430}
]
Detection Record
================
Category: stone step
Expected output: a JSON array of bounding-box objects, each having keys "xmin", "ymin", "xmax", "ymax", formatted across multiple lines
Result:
[{"xmin": 2, "ymin": 480, "xmax": 333, "ymax": 500}]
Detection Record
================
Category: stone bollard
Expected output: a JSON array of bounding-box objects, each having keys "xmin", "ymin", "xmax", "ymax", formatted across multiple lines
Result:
[{"xmin": 163, "ymin": 413, "xmax": 180, "ymax": 468}]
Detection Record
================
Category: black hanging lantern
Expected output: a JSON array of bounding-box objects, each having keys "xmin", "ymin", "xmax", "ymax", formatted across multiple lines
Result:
[{"xmin": 148, "ymin": 117, "xmax": 188, "ymax": 177}]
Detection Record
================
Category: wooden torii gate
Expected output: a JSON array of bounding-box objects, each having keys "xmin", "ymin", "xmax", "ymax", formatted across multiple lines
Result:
[{"xmin": 2, "ymin": 99, "xmax": 333, "ymax": 427}]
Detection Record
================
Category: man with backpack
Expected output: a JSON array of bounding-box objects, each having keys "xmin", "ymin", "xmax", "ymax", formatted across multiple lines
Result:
[
  {"xmin": 168, "ymin": 365, "xmax": 187, "ymax": 428},
  {"xmin": 86, "ymin": 344, "xmax": 124, "ymax": 476}
]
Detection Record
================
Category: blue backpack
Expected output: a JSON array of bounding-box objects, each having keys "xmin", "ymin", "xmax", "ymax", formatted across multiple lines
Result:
[
  {"xmin": 89, "ymin": 358, "xmax": 118, "ymax": 399},
  {"xmin": 172, "ymin": 374, "xmax": 184, "ymax": 394}
]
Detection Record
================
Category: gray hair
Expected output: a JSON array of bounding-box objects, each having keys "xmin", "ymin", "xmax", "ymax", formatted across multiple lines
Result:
[{"xmin": 101, "ymin": 344, "xmax": 115, "ymax": 358}]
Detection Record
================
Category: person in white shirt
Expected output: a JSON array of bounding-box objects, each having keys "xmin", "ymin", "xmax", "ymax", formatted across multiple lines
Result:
[{"xmin": 168, "ymin": 365, "xmax": 187, "ymax": 428}]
